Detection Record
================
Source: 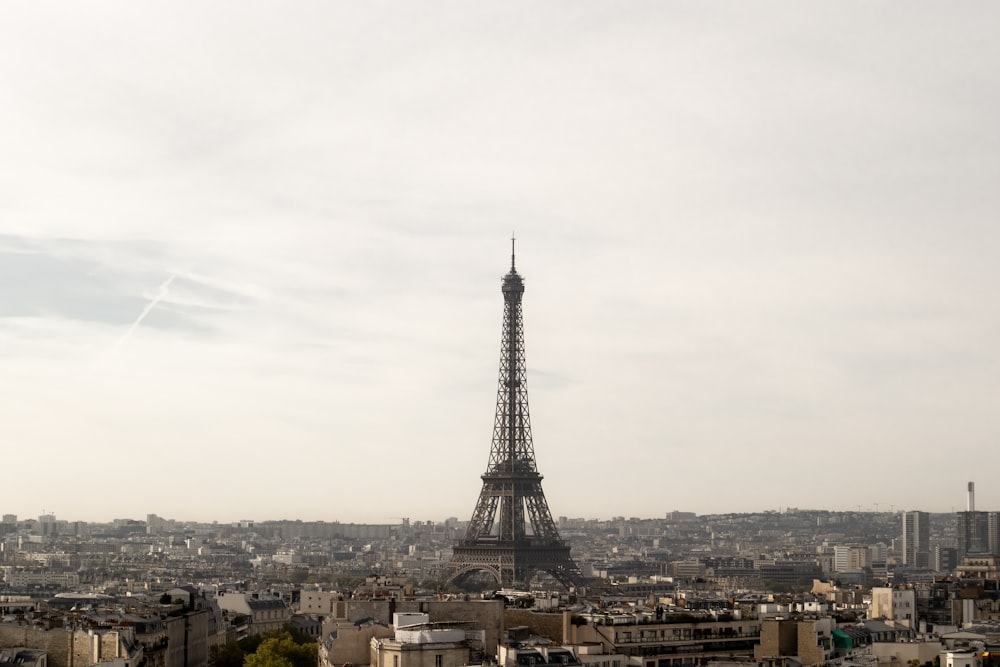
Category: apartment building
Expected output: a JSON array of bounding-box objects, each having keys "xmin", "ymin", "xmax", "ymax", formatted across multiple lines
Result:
[
  {"xmin": 754, "ymin": 617, "xmax": 835, "ymax": 666},
  {"xmin": 215, "ymin": 592, "xmax": 290, "ymax": 637},
  {"xmin": 369, "ymin": 614, "xmax": 486, "ymax": 667},
  {"xmin": 870, "ymin": 586, "xmax": 916, "ymax": 628},
  {"xmin": 574, "ymin": 615, "xmax": 761, "ymax": 667}
]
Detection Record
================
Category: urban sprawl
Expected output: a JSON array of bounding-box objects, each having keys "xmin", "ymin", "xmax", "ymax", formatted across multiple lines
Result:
[{"xmin": 2, "ymin": 499, "xmax": 1000, "ymax": 667}]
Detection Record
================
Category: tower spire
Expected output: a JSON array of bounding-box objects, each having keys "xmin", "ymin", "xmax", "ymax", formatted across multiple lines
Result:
[{"xmin": 511, "ymin": 232, "xmax": 516, "ymax": 272}]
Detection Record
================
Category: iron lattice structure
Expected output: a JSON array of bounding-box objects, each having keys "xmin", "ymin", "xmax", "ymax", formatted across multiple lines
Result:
[{"xmin": 446, "ymin": 246, "xmax": 584, "ymax": 589}]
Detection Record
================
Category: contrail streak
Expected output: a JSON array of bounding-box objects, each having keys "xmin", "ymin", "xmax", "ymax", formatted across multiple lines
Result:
[{"xmin": 109, "ymin": 274, "xmax": 175, "ymax": 355}]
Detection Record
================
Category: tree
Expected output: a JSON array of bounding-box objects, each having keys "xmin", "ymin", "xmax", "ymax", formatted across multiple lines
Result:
[
  {"xmin": 210, "ymin": 642, "xmax": 246, "ymax": 667},
  {"xmin": 243, "ymin": 633, "xmax": 317, "ymax": 667}
]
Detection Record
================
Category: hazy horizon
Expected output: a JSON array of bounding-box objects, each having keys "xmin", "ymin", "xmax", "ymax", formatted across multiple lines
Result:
[{"xmin": 6, "ymin": 503, "xmax": 982, "ymax": 526}]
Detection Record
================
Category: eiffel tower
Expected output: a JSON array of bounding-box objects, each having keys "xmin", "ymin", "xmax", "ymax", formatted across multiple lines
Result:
[{"xmin": 445, "ymin": 241, "xmax": 584, "ymax": 590}]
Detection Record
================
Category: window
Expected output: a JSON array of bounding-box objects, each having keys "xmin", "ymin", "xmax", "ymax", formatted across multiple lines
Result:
[
  {"xmin": 435, "ymin": 655, "xmax": 443, "ymax": 667},
  {"xmin": 393, "ymin": 657, "xmax": 399, "ymax": 667}
]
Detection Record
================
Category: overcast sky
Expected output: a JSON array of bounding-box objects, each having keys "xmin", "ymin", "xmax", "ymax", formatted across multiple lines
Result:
[{"xmin": 2, "ymin": 2, "xmax": 999, "ymax": 524}]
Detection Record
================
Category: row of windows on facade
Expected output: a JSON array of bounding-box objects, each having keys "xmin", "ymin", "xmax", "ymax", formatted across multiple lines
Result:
[
  {"xmin": 616, "ymin": 627, "xmax": 756, "ymax": 642},
  {"xmin": 392, "ymin": 656, "xmax": 443, "ymax": 667}
]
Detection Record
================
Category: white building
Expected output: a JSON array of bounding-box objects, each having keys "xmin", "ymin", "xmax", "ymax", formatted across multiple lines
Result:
[{"xmin": 942, "ymin": 651, "xmax": 982, "ymax": 667}]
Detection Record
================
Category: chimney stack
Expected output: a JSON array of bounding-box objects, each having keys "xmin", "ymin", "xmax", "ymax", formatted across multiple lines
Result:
[{"xmin": 968, "ymin": 481, "xmax": 976, "ymax": 512}]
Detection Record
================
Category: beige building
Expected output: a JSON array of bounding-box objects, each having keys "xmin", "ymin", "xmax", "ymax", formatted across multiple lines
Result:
[
  {"xmin": 320, "ymin": 597, "xmax": 503, "ymax": 662},
  {"xmin": 499, "ymin": 645, "xmax": 585, "ymax": 667},
  {"xmin": 2, "ymin": 570, "xmax": 80, "ymax": 588},
  {"xmin": 869, "ymin": 639, "xmax": 941, "ymax": 667},
  {"xmin": 164, "ymin": 609, "xmax": 210, "ymax": 667},
  {"xmin": 0, "ymin": 625, "xmax": 143, "ymax": 667},
  {"xmin": 574, "ymin": 614, "xmax": 761, "ymax": 667},
  {"xmin": 870, "ymin": 587, "xmax": 917, "ymax": 628},
  {"xmin": 0, "ymin": 648, "xmax": 47, "ymax": 667},
  {"xmin": 754, "ymin": 617, "xmax": 835, "ymax": 666},
  {"xmin": 370, "ymin": 614, "xmax": 485, "ymax": 667},
  {"xmin": 299, "ymin": 591, "xmax": 342, "ymax": 616},
  {"xmin": 320, "ymin": 621, "xmax": 395, "ymax": 667},
  {"xmin": 956, "ymin": 554, "xmax": 1000, "ymax": 580}
]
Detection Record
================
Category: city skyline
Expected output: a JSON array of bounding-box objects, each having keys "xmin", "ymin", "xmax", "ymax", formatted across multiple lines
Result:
[
  {"xmin": 0, "ymin": 505, "xmax": 978, "ymax": 527},
  {"xmin": 2, "ymin": 2, "xmax": 999, "ymax": 523}
]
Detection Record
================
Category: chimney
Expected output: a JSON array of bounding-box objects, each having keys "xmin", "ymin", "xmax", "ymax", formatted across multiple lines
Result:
[{"xmin": 968, "ymin": 481, "xmax": 976, "ymax": 512}]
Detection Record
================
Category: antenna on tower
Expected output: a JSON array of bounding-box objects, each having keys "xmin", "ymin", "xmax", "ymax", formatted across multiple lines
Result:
[{"xmin": 510, "ymin": 232, "xmax": 516, "ymax": 271}]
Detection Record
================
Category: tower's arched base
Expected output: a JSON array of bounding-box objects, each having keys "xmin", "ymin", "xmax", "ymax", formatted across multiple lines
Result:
[{"xmin": 445, "ymin": 541, "xmax": 583, "ymax": 590}]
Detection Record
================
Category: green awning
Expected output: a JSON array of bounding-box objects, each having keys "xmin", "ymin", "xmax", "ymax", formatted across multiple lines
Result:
[{"xmin": 832, "ymin": 627, "xmax": 853, "ymax": 649}]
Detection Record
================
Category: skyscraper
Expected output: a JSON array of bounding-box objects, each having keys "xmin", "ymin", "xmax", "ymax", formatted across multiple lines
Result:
[
  {"xmin": 957, "ymin": 511, "xmax": 990, "ymax": 558},
  {"xmin": 901, "ymin": 510, "xmax": 930, "ymax": 567},
  {"xmin": 957, "ymin": 482, "xmax": 998, "ymax": 558}
]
